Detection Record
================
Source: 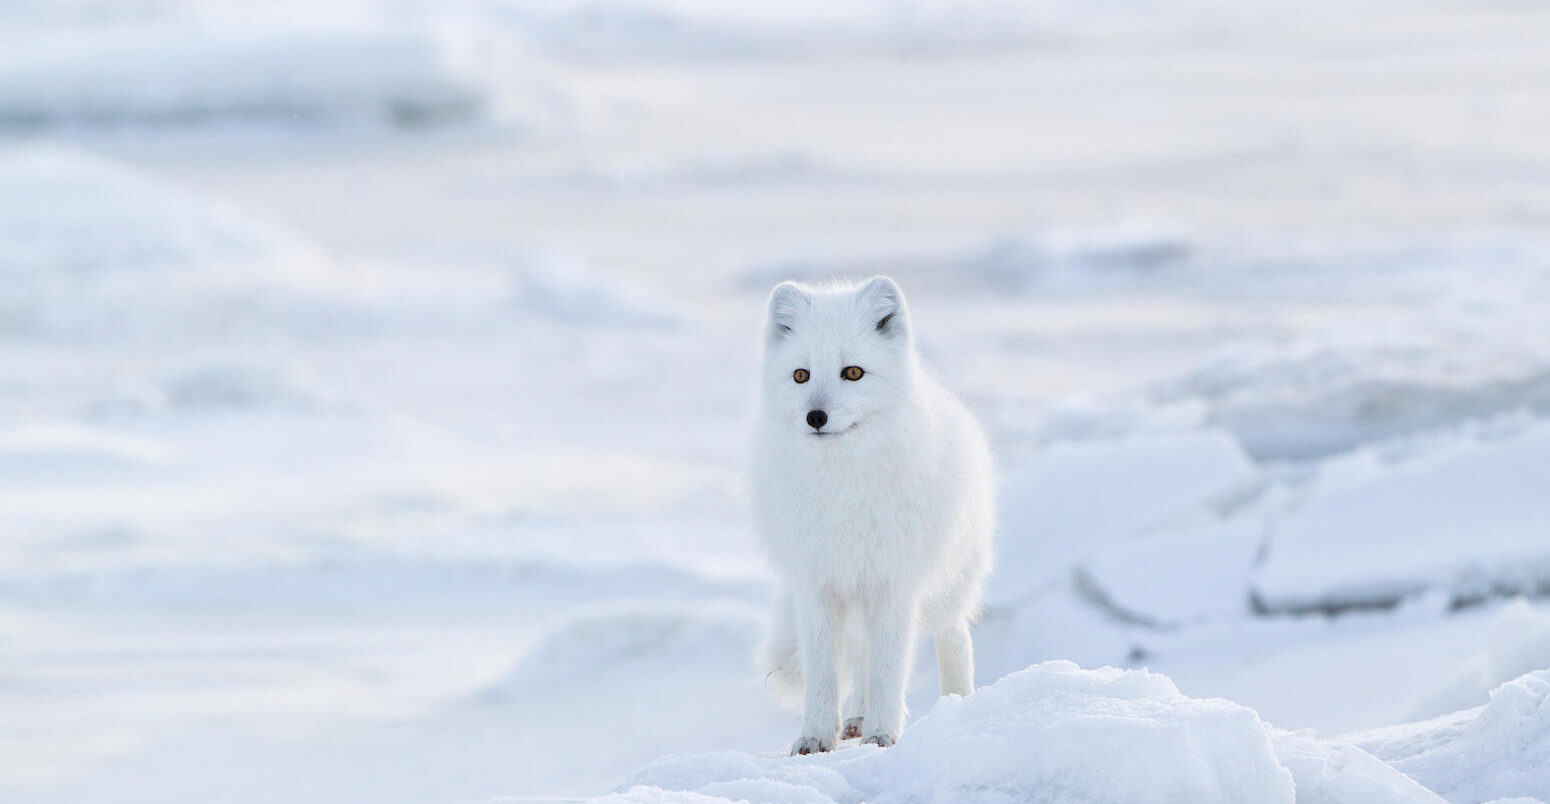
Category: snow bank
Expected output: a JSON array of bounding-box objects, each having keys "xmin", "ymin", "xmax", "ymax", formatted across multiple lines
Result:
[
  {"xmin": 565, "ymin": 660, "xmax": 1464, "ymax": 804},
  {"xmin": 0, "ymin": 18, "xmax": 544, "ymax": 130},
  {"xmin": 1344, "ymin": 667, "xmax": 1550, "ymax": 804},
  {"xmin": 1253, "ymin": 420, "xmax": 1550, "ymax": 614},
  {"xmin": 991, "ymin": 430, "xmax": 1257, "ymax": 607}
]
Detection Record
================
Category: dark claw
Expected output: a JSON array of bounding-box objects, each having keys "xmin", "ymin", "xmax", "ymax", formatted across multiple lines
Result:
[
  {"xmin": 790, "ymin": 736, "xmax": 833, "ymax": 755},
  {"xmin": 861, "ymin": 733, "xmax": 897, "ymax": 748}
]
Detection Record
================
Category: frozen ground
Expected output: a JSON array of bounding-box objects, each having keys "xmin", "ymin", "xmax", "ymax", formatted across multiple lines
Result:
[{"xmin": 3, "ymin": 1, "xmax": 1550, "ymax": 802}]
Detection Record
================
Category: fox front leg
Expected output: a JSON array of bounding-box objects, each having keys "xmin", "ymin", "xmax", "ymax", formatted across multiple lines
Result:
[
  {"xmin": 860, "ymin": 590, "xmax": 916, "ymax": 748},
  {"xmin": 791, "ymin": 593, "xmax": 842, "ymax": 755}
]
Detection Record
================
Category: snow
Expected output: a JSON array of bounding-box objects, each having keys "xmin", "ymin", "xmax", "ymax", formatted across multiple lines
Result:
[
  {"xmin": 606, "ymin": 661, "xmax": 1296, "ymax": 804},
  {"xmin": 991, "ymin": 429, "xmax": 1258, "ymax": 607},
  {"xmin": 1079, "ymin": 517, "xmax": 1264, "ymax": 626},
  {"xmin": 1027, "ymin": 415, "xmax": 1550, "ymax": 627},
  {"xmin": 1254, "ymin": 420, "xmax": 1550, "ymax": 614},
  {"xmin": 1344, "ymin": 667, "xmax": 1550, "ymax": 804},
  {"xmin": 1271, "ymin": 732, "xmax": 1446, "ymax": 804},
  {"xmin": 0, "ymin": 9, "xmax": 554, "ymax": 130},
  {"xmin": 1154, "ymin": 301, "xmax": 1550, "ymax": 462},
  {"xmin": 576, "ymin": 661, "xmax": 1494, "ymax": 804},
  {"xmin": 0, "ymin": 143, "xmax": 338, "ymax": 339},
  {"xmin": 5, "ymin": 0, "xmax": 1550, "ymax": 801},
  {"xmin": 1148, "ymin": 594, "xmax": 1550, "ymax": 737},
  {"xmin": 480, "ymin": 607, "xmax": 761, "ymax": 697}
]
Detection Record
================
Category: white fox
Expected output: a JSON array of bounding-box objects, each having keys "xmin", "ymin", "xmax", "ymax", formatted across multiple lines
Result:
[{"xmin": 751, "ymin": 276, "xmax": 994, "ymax": 755}]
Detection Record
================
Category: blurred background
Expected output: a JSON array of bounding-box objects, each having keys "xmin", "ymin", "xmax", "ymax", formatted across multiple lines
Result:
[{"xmin": 3, "ymin": 1, "xmax": 1550, "ymax": 801}]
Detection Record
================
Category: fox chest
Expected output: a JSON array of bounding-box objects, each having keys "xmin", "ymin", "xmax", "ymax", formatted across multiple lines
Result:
[{"xmin": 759, "ymin": 458, "xmax": 944, "ymax": 578}]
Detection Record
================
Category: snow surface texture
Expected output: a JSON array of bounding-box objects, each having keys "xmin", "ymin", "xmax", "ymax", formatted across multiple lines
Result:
[
  {"xmin": 604, "ymin": 662, "xmax": 1296, "ymax": 804},
  {"xmin": 554, "ymin": 661, "xmax": 1542, "ymax": 804}
]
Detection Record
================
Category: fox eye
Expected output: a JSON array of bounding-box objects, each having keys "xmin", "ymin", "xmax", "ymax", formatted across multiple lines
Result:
[
  {"xmin": 841, "ymin": 366, "xmax": 864, "ymax": 381},
  {"xmin": 793, "ymin": 368, "xmax": 810, "ymax": 384}
]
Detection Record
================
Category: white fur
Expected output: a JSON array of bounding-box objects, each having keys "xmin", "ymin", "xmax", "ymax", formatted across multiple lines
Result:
[{"xmin": 750, "ymin": 276, "xmax": 994, "ymax": 755}]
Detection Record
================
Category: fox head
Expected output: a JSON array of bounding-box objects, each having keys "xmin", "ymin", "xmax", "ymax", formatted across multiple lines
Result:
[{"xmin": 760, "ymin": 276, "xmax": 916, "ymax": 442}]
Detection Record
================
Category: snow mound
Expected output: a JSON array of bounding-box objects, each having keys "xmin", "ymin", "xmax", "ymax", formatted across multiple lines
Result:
[
  {"xmin": 0, "ymin": 19, "xmax": 546, "ymax": 130},
  {"xmin": 1254, "ymin": 420, "xmax": 1550, "ymax": 614},
  {"xmin": 582, "ymin": 661, "xmax": 1457, "ymax": 804},
  {"xmin": 1345, "ymin": 667, "xmax": 1550, "ymax": 804},
  {"xmin": 992, "ymin": 430, "xmax": 1257, "ymax": 607},
  {"xmin": 848, "ymin": 661, "xmax": 1292, "ymax": 804}
]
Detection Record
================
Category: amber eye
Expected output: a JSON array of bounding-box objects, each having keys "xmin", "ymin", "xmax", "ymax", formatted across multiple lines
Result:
[
  {"xmin": 841, "ymin": 366, "xmax": 865, "ymax": 381},
  {"xmin": 793, "ymin": 368, "xmax": 810, "ymax": 384}
]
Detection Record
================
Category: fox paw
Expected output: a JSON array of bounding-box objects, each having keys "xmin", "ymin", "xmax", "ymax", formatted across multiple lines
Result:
[
  {"xmin": 790, "ymin": 736, "xmax": 833, "ymax": 756},
  {"xmin": 841, "ymin": 718, "xmax": 864, "ymax": 740},
  {"xmin": 861, "ymin": 733, "xmax": 897, "ymax": 748}
]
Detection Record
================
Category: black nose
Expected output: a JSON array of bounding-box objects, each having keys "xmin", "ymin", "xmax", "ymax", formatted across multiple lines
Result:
[{"xmin": 806, "ymin": 410, "xmax": 828, "ymax": 430}]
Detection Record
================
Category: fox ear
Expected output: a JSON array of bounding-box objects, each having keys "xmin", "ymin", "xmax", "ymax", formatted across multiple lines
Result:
[
  {"xmin": 859, "ymin": 276, "xmax": 908, "ymax": 340},
  {"xmin": 767, "ymin": 281, "xmax": 809, "ymax": 340}
]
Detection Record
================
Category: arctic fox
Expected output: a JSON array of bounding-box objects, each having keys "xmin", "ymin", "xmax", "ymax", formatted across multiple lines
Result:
[{"xmin": 751, "ymin": 276, "xmax": 994, "ymax": 755}]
